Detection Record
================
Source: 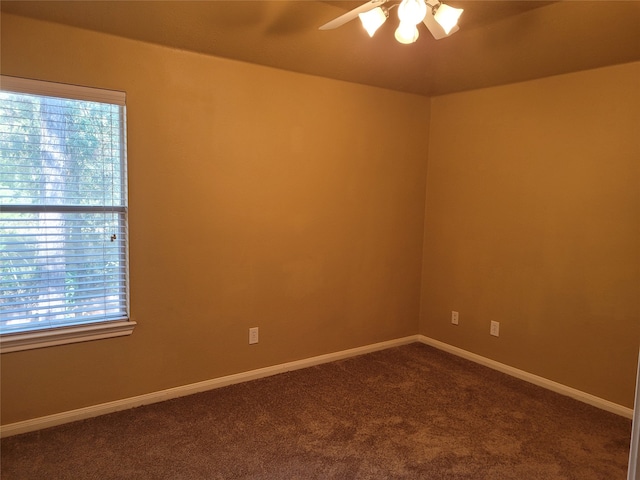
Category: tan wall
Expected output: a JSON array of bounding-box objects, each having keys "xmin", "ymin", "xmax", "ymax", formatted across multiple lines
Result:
[
  {"xmin": 421, "ymin": 62, "xmax": 640, "ymax": 408},
  {"xmin": 0, "ymin": 14, "xmax": 430, "ymax": 424},
  {"xmin": 2, "ymin": 11, "xmax": 638, "ymax": 426}
]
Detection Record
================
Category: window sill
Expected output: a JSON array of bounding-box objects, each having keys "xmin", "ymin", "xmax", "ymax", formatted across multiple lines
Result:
[{"xmin": 0, "ymin": 320, "xmax": 137, "ymax": 354}]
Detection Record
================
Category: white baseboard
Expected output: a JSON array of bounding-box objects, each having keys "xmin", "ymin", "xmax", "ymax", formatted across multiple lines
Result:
[
  {"xmin": 0, "ymin": 335, "xmax": 419, "ymax": 438},
  {"xmin": 418, "ymin": 335, "xmax": 634, "ymax": 419},
  {"xmin": 2, "ymin": 334, "xmax": 632, "ymax": 438}
]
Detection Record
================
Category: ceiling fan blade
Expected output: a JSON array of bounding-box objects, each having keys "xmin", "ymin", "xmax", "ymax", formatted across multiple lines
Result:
[
  {"xmin": 423, "ymin": 12, "xmax": 459, "ymax": 40},
  {"xmin": 319, "ymin": 0, "xmax": 388, "ymax": 30}
]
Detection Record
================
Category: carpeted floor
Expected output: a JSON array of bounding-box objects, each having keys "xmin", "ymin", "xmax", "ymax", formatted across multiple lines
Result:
[{"xmin": 0, "ymin": 343, "xmax": 632, "ymax": 479}]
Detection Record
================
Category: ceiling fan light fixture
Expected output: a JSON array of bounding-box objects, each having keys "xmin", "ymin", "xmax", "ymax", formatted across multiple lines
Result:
[
  {"xmin": 394, "ymin": 21, "xmax": 419, "ymax": 44},
  {"xmin": 359, "ymin": 7, "xmax": 388, "ymax": 37},
  {"xmin": 397, "ymin": 0, "xmax": 427, "ymax": 25},
  {"xmin": 319, "ymin": 0, "xmax": 463, "ymax": 43},
  {"xmin": 433, "ymin": 3, "xmax": 463, "ymax": 35}
]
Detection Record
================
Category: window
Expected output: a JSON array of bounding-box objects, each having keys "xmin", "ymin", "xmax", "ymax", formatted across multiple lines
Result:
[{"xmin": 0, "ymin": 76, "xmax": 135, "ymax": 353}]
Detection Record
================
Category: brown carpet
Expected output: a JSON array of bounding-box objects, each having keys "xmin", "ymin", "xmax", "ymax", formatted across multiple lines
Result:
[{"xmin": 0, "ymin": 343, "xmax": 632, "ymax": 479}]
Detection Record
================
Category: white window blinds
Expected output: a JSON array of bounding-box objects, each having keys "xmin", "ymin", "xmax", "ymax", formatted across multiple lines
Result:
[{"xmin": 0, "ymin": 76, "xmax": 129, "ymax": 335}]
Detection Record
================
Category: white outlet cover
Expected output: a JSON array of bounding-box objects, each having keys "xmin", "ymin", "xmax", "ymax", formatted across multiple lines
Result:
[
  {"xmin": 490, "ymin": 321, "xmax": 500, "ymax": 337},
  {"xmin": 249, "ymin": 327, "xmax": 259, "ymax": 345},
  {"xmin": 451, "ymin": 311, "xmax": 459, "ymax": 325}
]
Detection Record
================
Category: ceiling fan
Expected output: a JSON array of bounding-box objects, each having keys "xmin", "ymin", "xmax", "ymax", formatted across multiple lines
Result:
[{"xmin": 319, "ymin": 0, "xmax": 463, "ymax": 44}]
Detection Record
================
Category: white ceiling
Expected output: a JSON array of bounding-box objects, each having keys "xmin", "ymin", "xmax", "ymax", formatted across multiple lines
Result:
[{"xmin": 2, "ymin": 1, "xmax": 639, "ymax": 96}]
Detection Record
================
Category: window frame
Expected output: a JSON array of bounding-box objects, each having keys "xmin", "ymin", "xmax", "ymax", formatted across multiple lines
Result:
[{"xmin": 0, "ymin": 75, "xmax": 135, "ymax": 353}]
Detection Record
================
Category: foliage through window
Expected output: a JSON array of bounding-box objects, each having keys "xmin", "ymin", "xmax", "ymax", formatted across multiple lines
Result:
[{"xmin": 0, "ymin": 77, "xmax": 129, "ymax": 339}]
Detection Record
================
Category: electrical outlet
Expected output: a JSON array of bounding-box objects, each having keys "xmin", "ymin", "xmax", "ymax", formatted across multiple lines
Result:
[
  {"xmin": 490, "ymin": 321, "xmax": 500, "ymax": 337},
  {"xmin": 451, "ymin": 311, "xmax": 459, "ymax": 325},
  {"xmin": 249, "ymin": 327, "xmax": 259, "ymax": 345}
]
